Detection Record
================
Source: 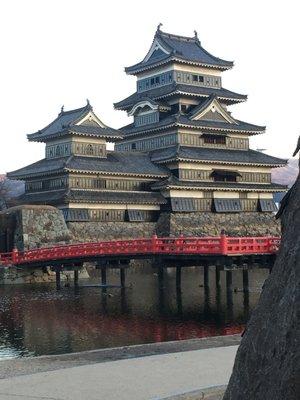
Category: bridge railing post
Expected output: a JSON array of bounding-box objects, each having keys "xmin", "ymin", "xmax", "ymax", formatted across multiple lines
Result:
[
  {"xmin": 220, "ymin": 231, "xmax": 228, "ymax": 255},
  {"xmin": 11, "ymin": 248, "xmax": 19, "ymax": 265},
  {"xmin": 151, "ymin": 234, "xmax": 158, "ymax": 254}
]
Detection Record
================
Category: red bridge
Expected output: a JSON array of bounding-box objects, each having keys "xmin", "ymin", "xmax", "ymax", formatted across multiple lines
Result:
[{"xmin": 0, "ymin": 234, "xmax": 281, "ymax": 267}]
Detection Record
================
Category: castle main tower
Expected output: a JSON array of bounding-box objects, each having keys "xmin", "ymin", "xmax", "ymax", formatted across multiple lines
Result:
[{"xmin": 114, "ymin": 27, "xmax": 287, "ymax": 213}]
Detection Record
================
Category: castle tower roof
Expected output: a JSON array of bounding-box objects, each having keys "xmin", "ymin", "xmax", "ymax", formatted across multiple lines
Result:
[
  {"xmin": 28, "ymin": 101, "xmax": 123, "ymax": 143},
  {"xmin": 125, "ymin": 27, "xmax": 233, "ymax": 75}
]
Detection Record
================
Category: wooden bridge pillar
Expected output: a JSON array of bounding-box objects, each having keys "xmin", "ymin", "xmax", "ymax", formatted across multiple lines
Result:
[
  {"xmin": 101, "ymin": 267, "xmax": 107, "ymax": 286},
  {"xmin": 74, "ymin": 269, "xmax": 79, "ymax": 287},
  {"xmin": 158, "ymin": 265, "xmax": 164, "ymax": 290},
  {"xmin": 243, "ymin": 269, "xmax": 249, "ymax": 292},
  {"xmin": 120, "ymin": 268, "xmax": 126, "ymax": 288},
  {"xmin": 55, "ymin": 267, "xmax": 61, "ymax": 290},
  {"xmin": 226, "ymin": 270, "xmax": 233, "ymax": 291},
  {"xmin": 176, "ymin": 266, "xmax": 182, "ymax": 289},
  {"xmin": 204, "ymin": 284, "xmax": 211, "ymax": 315},
  {"xmin": 215, "ymin": 266, "xmax": 221, "ymax": 288},
  {"xmin": 204, "ymin": 264, "xmax": 209, "ymax": 287}
]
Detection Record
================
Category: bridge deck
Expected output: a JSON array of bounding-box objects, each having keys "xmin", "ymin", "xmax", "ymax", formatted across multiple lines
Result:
[{"xmin": 0, "ymin": 235, "xmax": 280, "ymax": 267}]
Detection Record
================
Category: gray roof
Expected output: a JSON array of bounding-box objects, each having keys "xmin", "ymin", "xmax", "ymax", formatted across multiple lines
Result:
[
  {"xmin": 66, "ymin": 190, "xmax": 166, "ymax": 204},
  {"xmin": 120, "ymin": 114, "xmax": 265, "ymax": 137},
  {"xmin": 114, "ymin": 83, "xmax": 247, "ymax": 110},
  {"xmin": 151, "ymin": 176, "xmax": 287, "ymax": 192},
  {"xmin": 28, "ymin": 103, "xmax": 123, "ymax": 142},
  {"xmin": 18, "ymin": 189, "xmax": 166, "ymax": 205},
  {"xmin": 125, "ymin": 29, "xmax": 233, "ymax": 74},
  {"xmin": 150, "ymin": 146, "xmax": 287, "ymax": 167},
  {"xmin": 8, "ymin": 153, "xmax": 169, "ymax": 179}
]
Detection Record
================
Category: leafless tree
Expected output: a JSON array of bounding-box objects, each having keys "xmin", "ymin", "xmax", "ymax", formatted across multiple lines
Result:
[{"xmin": 0, "ymin": 177, "xmax": 9, "ymax": 211}]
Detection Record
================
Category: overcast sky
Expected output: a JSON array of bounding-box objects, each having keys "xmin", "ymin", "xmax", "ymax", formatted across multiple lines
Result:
[{"xmin": 1, "ymin": 0, "xmax": 299, "ymax": 173}]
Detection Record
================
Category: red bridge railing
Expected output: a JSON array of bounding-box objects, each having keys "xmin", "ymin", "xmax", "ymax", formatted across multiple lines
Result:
[{"xmin": 0, "ymin": 235, "xmax": 281, "ymax": 267}]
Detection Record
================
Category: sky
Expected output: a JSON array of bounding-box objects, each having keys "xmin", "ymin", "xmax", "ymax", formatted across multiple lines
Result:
[{"xmin": 1, "ymin": 0, "xmax": 299, "ymax": 173}]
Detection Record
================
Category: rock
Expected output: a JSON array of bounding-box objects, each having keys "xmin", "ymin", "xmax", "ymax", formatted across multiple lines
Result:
[{"xmin": 223, "ymin": 179, "xmax": 300, "ymax": 399}]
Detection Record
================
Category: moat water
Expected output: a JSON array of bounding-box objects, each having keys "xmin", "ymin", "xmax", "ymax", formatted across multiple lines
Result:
[{"xmin": 0, "ymin": 266, "xmax": 269, "ymax": 360}]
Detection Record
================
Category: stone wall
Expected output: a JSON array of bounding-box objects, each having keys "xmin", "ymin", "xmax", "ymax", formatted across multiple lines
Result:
[
  {"xmin": 0, "ymin": 205, "xmax": 71, "ymax": 251},
  {"xmin": 156, "ymin": 212, "xmax": 281, "ymax": 237},
  {"xmin": 68, "ymin": 221, "xmax": 157, "ymax": 242},
  {"xmin": 0, "ymin": 266, "xmax": 89, "ymax": 285}
]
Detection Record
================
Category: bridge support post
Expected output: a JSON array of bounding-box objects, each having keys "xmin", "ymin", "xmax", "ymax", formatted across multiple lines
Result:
[
  {"xmin": 101, "ymin": 267, "xmax": 107, "ymax": 286},
  {"xmin": 158, "ymin": 265, "xmax": 164, "ymax": 290},
  {"xmin": 55, "ymin": 267, "xmax": 61, "ymax": 290},
  {"xmin": 176, "ymin": 266, "xmax": 181, "ymax": 289},
  {"xmin": 204, "ymin": 264, "xmax": 209, "ymax": 287},
  {"xmin": 120, "ymin": 268, "xmax": 125, "ymax": 288},
  {"xmin": 74, "ymin": 269, "xmax": 79, "ymax": 287},
  {"xmin": 243, "ymin": 269, "xmax": 249, "ymax": 292},
  {"xmin": 226, "ymin": 270, "xmax": 233, "ymax": 291},
  {"xmin": 215, "ymin": 266, "xmax": 221, "ymax": 288}
]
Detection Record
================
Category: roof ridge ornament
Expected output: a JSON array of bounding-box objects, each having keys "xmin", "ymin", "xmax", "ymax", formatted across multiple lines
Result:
[
  {"xmin": 157, "ymin": 23, "xmax": 163, "ymax": 32},
  {"xmin": 194, "ymin": 30, "xmax": 201, "ymax": 45},
  {"xmin": 86, "ymin": 99, "xmax": 93, "ymax": 110},
  {"xmin": 59, "ymin": 105, "xmax": 64, "ymax": 115}
]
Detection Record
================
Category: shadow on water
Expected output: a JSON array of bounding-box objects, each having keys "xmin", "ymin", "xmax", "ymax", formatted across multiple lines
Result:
[{"xmin": 0, "ymin": 265, "xmax": 269, "ymax": 359}]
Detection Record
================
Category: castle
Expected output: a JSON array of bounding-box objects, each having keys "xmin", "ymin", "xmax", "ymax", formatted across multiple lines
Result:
[{"xmin": 8, "ymin": 27, "xmax": 287, "ymax": 229}]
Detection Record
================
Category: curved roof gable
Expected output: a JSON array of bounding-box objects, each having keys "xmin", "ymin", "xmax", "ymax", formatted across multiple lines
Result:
[
  {"xmin": 189, "ymin": 95, "xmax": 237, "ymax": 124},
  {"xmin": 125, "ymin": 28, "xmax": 233, "ymax": 75},
  {"xmin": 27, "ymin": 101, "xmax": 123, "ymax": 142}
]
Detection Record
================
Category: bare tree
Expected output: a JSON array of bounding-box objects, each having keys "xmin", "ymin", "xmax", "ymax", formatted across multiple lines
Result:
[{"xmin": 0, "ymin": 177, "xmax": 9, "ymax": 211}]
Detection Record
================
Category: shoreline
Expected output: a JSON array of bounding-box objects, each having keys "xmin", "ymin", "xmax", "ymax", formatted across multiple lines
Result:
[{"xmin": 0, "ymin": 334, "xmax": 241, "ymax": 380}]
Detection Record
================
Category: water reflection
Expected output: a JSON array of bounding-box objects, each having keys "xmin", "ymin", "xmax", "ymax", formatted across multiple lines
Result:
[{"xmin": 0, "ymin": 267, "xmax": 269, "ymax": 359}]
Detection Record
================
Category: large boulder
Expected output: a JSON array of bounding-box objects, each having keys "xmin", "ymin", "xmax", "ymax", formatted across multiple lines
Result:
[{"xmin": 223, "ymin": 180, "xmax": 300, "ymax": 399}]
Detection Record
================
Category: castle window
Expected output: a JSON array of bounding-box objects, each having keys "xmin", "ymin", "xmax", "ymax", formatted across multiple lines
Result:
[
  {"xmin": 192, "ymin": 75, "xmax": 198, "ymax": 82},
  {"xmin": 150, "ymin": 78, "xmax": 155, "ymax": 85},
  {"xmin": 92, "ymin": 177, "xmax": 106, "ymax": 189},
  {"xmin": 181, "ymin": 104, "xmax": 188, "ymax": 113},
  {"xmin": 56, "ymin": 146, "xmax": 61, "ymax": 156},
  {"xmin": 202, "ymin": 134, "xmax": 226, "ymax": 145},
  {"xmin": 199, "ymin": 76, "xmax": 204, "ymax": 82},
  {"xmin": 131, "ymin": 143, "xmax": 136, "ymax": 150},
  {"xmin": 211, "ymin": 170, "xmax": 241, "ymax": 183},
  {"xmin": 86, "ymin": 144, "xmax": 94, "ymax": 155},
  {"xmin": 155, "ymin": 76, "xmax": 160, "ymax": 84}
]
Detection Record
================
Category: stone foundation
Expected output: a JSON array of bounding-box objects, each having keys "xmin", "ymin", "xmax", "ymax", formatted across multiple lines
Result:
[
  {"xmin": 0, "ymin": 205, "xmax": 71, "ymax": 251},
  {"xmin": 0, "ymin": 265, "xmax": 89, "ymax": 285},
  {"xmin": 68, "ymin": 221, "xmax": 157, "ymax": 242},
  {"xmin": 156, "ymin": 212, "xmax": 281, "ymax": 237}
]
